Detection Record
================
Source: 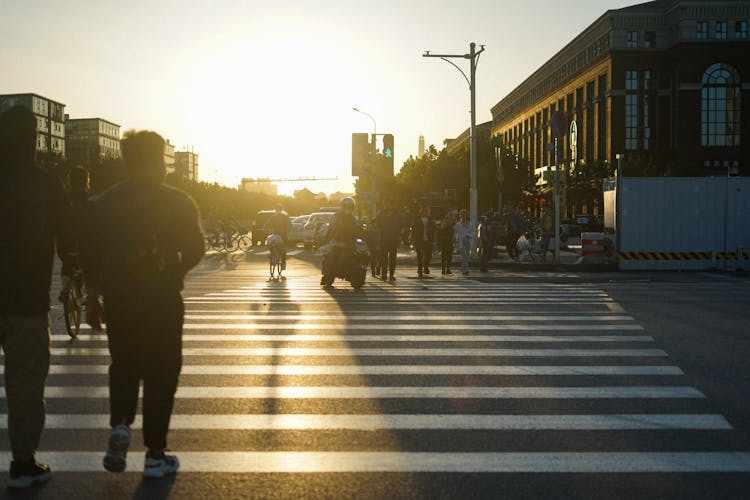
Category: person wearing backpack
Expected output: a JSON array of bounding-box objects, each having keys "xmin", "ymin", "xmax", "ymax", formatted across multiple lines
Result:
[{"xmin": 81, "ymin": 130, "xmax": 204, "ymax": 479}]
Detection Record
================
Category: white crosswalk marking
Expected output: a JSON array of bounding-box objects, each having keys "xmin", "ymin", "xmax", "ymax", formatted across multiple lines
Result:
[{"xmin": 5, "ymin": 274, "xmax": 749, "ymax": 478}]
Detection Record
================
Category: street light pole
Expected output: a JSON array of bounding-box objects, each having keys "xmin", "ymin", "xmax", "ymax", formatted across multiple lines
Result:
[
  {"xmin": 352, "ymin": 107, "xmax": 377, "ymax": 220},
  {"xmin": 423, "ymin": 42, "xmax": 485, "ymax": 259}
]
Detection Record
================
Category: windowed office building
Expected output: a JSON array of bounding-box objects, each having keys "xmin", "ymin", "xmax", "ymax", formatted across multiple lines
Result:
[
  {"xmin": 490, "ymin": 0, "xmax": 750, "ymax": 213},
  {"xmin": 0, "ymin": 93, "xmax": 66, "ymax": 156}
]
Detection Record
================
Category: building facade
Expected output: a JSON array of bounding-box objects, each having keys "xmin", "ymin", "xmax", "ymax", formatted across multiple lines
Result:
[
  {"xmin": 490, "ymin": 0, "xmax": 750, "ymax": 189},
  {"xmin": 175, "ymin": 150, "xmax": 199, "ymax": 181},
  {"xmin": 164, "ymin": 139, "xmax": 176, "ymax": 174},
  {"xmin": 0, "ymin": 93, "xmax": 66, "ymax": 156},
  {"xmin": 65, "ymin": 117, "xmax": 121, "ymax": 165}
]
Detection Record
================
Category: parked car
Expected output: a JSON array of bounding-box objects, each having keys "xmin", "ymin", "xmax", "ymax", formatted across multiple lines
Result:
[
  {"xmin": 303, "ymin": 211, "xmax": 337, "ymax": 249},
  {"xmin": 251, "ymin": 210, "xmax": 276, "ymax": 246},
  {"xmin": 575, "ymin": 213, "xmax": 604, "ymax": 233},
  {"xmin": 288, "ymin": 215, "xmax": 310, "ymax": 246}
]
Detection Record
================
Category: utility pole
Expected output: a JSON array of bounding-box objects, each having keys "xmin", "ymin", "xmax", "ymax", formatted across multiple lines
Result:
[{"xmin": 423, "ymin": 42, "xmax": 485, "ymax": 259}]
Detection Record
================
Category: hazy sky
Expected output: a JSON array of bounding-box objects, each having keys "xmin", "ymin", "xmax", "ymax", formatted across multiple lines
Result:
[{"xmin": 2, "ymin": 0, "xmax": 633, "ymax": 194}]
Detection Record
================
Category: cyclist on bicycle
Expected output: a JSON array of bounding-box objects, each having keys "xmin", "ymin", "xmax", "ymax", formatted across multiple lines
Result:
[
  {"xmin": 60, "ymin": 166, "xmax": 92, "ymax": 291},
  {"xmin": 268, "ymin": 204, "xmax": 291, "ymax": 269}
]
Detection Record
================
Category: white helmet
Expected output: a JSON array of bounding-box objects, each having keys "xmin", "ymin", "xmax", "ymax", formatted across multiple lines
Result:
[{"xmin": 340, "ymin": 197, "xmax": 355, "ymax": 212}]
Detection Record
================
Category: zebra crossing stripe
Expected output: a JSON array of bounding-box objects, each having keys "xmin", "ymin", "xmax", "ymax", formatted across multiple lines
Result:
[
  {"xmin": 23, "ymin": 386, "xmax": 704, "ymax": 399},
  {"xmin": 179, "ymin": 314, "xmax": 637, "ymax": 321},
  {"xmin": 46, "ymin": 364, "xmax": 685, "ymax": 376},
  {"xmin": 45, "ymin": 347, "xmax": 668, "ymax": 357},
  {"xmin": 3, "ymin": 451, "xmax": 748, "ymax": 473},
  {"xmin": 4, "ymin": 413, "xmax": 730, "ymax": 430},
  {"xmin": 75, "ymin": 324, "xmax": 644, "ymax": 332},
  {"xmin": 52, "ymin": 334, "xmax": 653, "ymax": 342}
]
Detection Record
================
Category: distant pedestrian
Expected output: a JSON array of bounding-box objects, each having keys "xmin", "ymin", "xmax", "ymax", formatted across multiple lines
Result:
[
  {"xmin": 454, "ymin": 209, "xmax": 473, "ymax": 274},
  {"xmin": 540, "ymin": 206, "xmax": 554, "ymax": 262},
  {"xmin": 375, "ymin": 200, "xmax": 401, "ymax": 281},
  {"xmin": 411, "ymin": 206, "xmax": 436, "ymax": 277},
  {"xmin": 478, "ymin": 214, "xmax": 496, "ymax": 272},
  {"xmin": 81, "ymin": 130, "xmax": 205, "ymax": 478},
  {"xmin": 0, "ymin": 106, "xmax": 72, "ymax": 488},
  {"xmin": 439, "ymin": 213, "xmax": 454, "ymax": 274}
]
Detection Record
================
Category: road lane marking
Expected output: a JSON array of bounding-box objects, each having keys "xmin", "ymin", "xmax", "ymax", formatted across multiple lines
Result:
[
  {"xmin": 43, "ymin": 347, "xmax": 668, "ymax": 357},
  {"xmin": 18, "ymin": 386, "xmax": 704, "ymax": 399},
  {"xmin": 5, "ymin": 452, "xmax": 749, "ymax": 472},
  {"xmin": 6, "ymin": 414, "xmax": 730, "ymax": 430},
  {"xmin": 44, "ymin": 364, "xmax": 685, "ymax": 376}
]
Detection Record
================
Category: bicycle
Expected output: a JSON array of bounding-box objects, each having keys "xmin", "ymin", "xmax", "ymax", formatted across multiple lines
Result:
[
  {"xmin": 266, "ymin": 234, "xmax": 284, "ymax": 279},
  {"xmin": 59, "ymin": 269, "xmax": 86, "ymax": 338},
  {"xmin": 205, "ymin": 232, "xmax": 241, "ymax": 253}
]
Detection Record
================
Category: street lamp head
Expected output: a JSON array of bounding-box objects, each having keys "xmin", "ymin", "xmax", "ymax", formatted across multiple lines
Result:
[{"xmin": 352, "ymin": 107, "xmax": 359, "ymax": 112}]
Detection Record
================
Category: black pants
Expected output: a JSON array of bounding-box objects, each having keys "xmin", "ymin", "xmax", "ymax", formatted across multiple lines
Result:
[
  {"xmin": 104, "ymin": 292, "xmax": 183, "ymax": 451},
  {"xmin": 380, "ymin": 247, "xmax": 397, "ymax": 277},
  {"xmin": 441, "ymin": 244, "xmax": 453, "ymax": 271},
  {"xmin": 479, "ymin": 243, "xmax": 493, "ymax": 270},
  {"xmin": 416, "ymin": 240, "xmax": 432, "ymax": 273}
]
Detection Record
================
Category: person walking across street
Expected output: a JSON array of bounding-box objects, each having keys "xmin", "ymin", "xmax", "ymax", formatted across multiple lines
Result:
[
  {"xmin": 411, "ymin": 206, "xmax": 435, "ymax": 277},
  {"xmin": 540, "ymin": 205, "xmax": 554, "ymax": 262},
  {"xmin": 0, "ymin": 106, "xmax": 72, "ymax": 488},
  {"xmin": 81, "ymin": 130, "xmax": 205, "ymax": 478},
  {"xmin": 268, "ymin": 204, "xmax": 292, "ymax": 269},
  {"xmin": 439, "ymin": 213, "xmax": 454, "ymax": 275},
  {"xmin": 375, "ymin": 199, "xmax": 401, "ymax": 282},
  {"xmin": 454, "ymin": 209, "xmax": 474, "ymax": 275}
]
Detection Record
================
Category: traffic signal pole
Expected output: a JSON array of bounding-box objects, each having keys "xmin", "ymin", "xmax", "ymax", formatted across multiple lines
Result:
[{"xmin": 423, "ymin": 42, "xmax": 485, "ymax": 260}]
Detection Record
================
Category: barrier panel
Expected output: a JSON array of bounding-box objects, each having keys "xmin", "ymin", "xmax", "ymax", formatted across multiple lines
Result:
[{"xmin": 581, "ymin": 232, "xmax": 605, "ymax": 264}]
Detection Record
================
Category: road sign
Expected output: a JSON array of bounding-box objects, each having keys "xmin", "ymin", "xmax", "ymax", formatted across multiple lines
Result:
[{"xmin": 551, "ymin": 110, "xmax": 567, "ymax": 139}]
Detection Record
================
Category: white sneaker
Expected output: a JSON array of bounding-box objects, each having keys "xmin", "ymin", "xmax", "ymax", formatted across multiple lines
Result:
[
  {"xmin": 143, "ymin": 453, "xmax": 180, "ymax": 478},
  {"xmin": 103, "ymin": 424, "xmax": 131, "ymax": 472}
]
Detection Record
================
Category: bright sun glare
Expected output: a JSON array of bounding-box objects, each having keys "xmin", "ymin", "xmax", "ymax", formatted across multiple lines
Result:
[{"xmin": 178, "ymin": 24, "xmax": 373, "ymax": 195}]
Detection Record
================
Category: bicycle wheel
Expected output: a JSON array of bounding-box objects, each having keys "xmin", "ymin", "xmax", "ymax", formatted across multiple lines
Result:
[
  {"xmin": 237, "ymin": 235, "xmax": 252, "ymax": 252},
  {"xmin": 63, "ymin": 284, "xmax": 82, "ymax": 338}
]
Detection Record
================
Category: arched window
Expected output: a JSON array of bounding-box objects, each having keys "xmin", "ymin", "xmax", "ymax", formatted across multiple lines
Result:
[{"xmin": 701, "ymin": 63, "xmax": 741, "ymax": 146}]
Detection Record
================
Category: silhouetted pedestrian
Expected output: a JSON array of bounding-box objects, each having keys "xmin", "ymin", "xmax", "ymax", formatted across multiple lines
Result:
[
  {"xmin": 375, "ymin": 199, "xmax": 401, "ymax": 281},
  {"xmin": 411, "ymin": 206, "xmax": 435, "ymax": 277},
  {"xmin": 0, "ymin": 106, "xmax": 72, "ymax": 488},
  {"xmin": 81, "ymin": 130, "xmax": 205, "ymax": 478},
  {"xmin": 439, "ymin": 213, "xmax": 454, "ymax": 274}
]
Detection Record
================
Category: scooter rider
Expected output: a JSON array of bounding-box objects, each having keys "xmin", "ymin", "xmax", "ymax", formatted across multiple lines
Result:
[{"xmin": 321, "ymin": 197, "xmax": 358, "ymax": 286}]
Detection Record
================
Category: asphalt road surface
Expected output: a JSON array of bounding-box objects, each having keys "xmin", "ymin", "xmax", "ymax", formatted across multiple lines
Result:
[{"xmin": 1, "ymin": 247, "xmax": 749, "ymax": 499}]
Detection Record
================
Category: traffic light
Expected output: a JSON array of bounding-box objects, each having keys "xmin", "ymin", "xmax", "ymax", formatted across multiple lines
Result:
[
  {"xmin": 352, "ymin": 133, "xmax": 370, "ymax": 177},
  {"xmin": 382, "ymin": 134, "xmax": 394, "ymax": 174}
]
